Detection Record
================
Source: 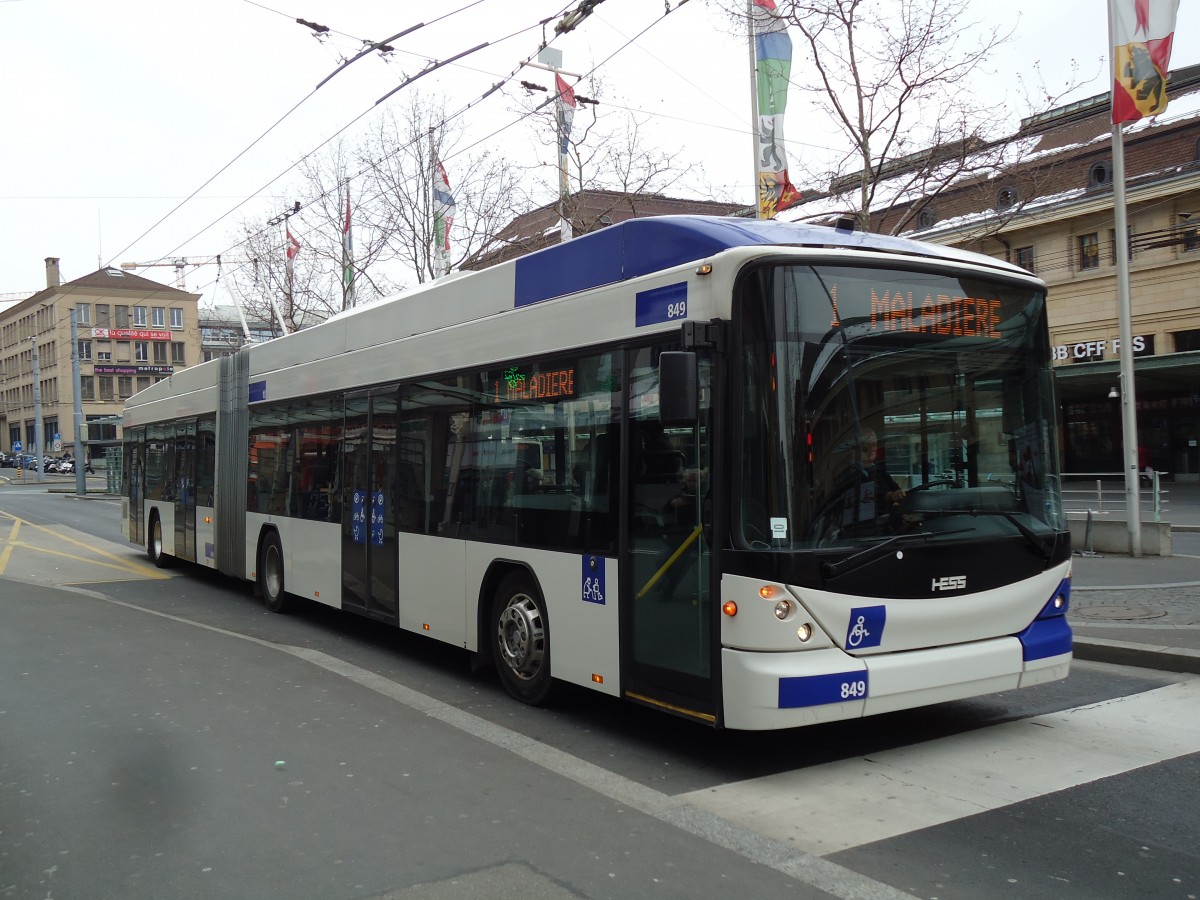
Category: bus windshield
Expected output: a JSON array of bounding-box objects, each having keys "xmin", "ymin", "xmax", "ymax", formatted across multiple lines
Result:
[{"xmin": 736, "ymin": 262, "xmax": 1063, "ymax": 551}]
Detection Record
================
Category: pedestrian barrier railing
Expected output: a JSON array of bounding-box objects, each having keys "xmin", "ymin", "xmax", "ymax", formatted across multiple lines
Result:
[{"xmin": 1061, "ymin": 471, "xmax": 1169, "ymax": 523}]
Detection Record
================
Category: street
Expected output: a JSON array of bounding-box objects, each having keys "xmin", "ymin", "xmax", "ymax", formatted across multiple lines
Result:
[{"xmin": 1, "ymin": 489, "xmax": 1198, "ymax": 900}]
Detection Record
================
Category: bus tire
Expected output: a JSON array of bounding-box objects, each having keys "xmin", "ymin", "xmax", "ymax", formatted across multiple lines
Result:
[
  {"xmin": 148, "ymin": 511, "xmax": 172, "ymax": 568},
  {"xmin": 258, "ymin": 530, "xmax": 293, "ymax": 614},
  {"xmin": 491, "ymin": 572, "xmax": 553, "ymax": 705}
]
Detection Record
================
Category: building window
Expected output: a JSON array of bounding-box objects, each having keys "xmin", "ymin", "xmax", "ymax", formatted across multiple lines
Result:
[
  {"xmin": 118, "ymin": 376, "xmax": 133, "ymax": 398},
  {"xmin": 97, "ymin": 351, "xmax": 112, "ymax": 362},
  {"xmin": 115, "ymin": 305, "xmax": 129, "ymax": 328},
  {"xmin": 98, "ymin": 377, "xmax": 114, "ymax": 401},
  {"xmin": 117, "ymin": 341, "xmax": 131, "ymax": 362},
  {"xmin": 996, "ymin": 187, "xmax": 1019, "ymax": 210},
  {"xmin": 1175, "ymin": 329, "xmax": 1200, "ymax": 352},
  {"xmin": 76, "ymin": 304, "xmax": 91, "ymax": 325},
  {"xmin": 151, "ymin": 307, "xmax": 165, "ymax": 327},
  {"xmin": 1015, "ymin": 246, "xmax": 1035, "ymax": 272},
  {"xmin": 135, "ymin": 341, "xmax": 149, "ymax": 362},
  {"xmin": 916, "ymin": 206, "xmax": 937, "ymax": 229},
  {"xmin": 1088, "ymin": 160, "xmax": 1112, "ymax": 188},
  {"xmin": 153, "ymin": 342, "xmax": 168, "ymax": 364},
  {"xmin": 136, "ymin": 376, "xmax": 152, "ymax": 393},
  {"xmin": 134, "ymin": 306, "xmax": 148, "ymax": 326},
  {"xmin": 96, "ymin": 304, "xmax": 111, "ymax": 327},
  {"xmin": 77, "ymin": 340, "xmax": 92, "ymax": 360},
  {"xmin": 1078, "ymin": 233, "xmax": 1100, "ymax": 270},
  {"xmin": 170, "ymin": 308, "xmax": 183, "ymax": 328},
  {"xmin": 79, "ymin": 377, "xmax": 95, "ymax": 401},
  {"xmin": 1180, "ymin": 214, "xmax": 1198, "ymax": 252},
  {"xmin": 171, "ymin": 342, "xmax": 186, "ymax": 365}
]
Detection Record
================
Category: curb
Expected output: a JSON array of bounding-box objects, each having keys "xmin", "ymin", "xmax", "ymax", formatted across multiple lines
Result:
[{"xmin": 1072, "ymin": 636, "xmax": 1200, "ymax": 675}]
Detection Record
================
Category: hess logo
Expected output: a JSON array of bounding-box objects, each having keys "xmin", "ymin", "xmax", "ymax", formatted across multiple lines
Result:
[{"xmin": 931, "ymin": 575, "xmax": 967, "ymax": 591}]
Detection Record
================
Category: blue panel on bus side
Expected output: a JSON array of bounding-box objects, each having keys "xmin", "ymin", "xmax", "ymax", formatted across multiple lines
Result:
[
  {"xmin": 845, "ymin": 605, "xmax": 886, "ymax": 650},
  {"xmin": 582, "ymin": 555, "xmax": 606, "ymax": 605},
  {"xmin": 511, "ymin": 215, "xmax": 1020, "ymax": 308},
  {"xmin": 779, "ymin": 671, "xmax": 869, "ymax": 708},
  {"xmin": 1017, "ymin": 615, "xmax": 1073, "ymax": 661},
  {"xmin": 248, "ymin": 380, "xmax": 266, "ymax": 403},
  {"xmin": 635, "ymin": 282, "xmax": 687, "ymax": 327}
]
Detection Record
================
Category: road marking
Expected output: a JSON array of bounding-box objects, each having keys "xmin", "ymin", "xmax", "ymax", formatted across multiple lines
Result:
[
  {"xmin": 0, "ymin": 517, "xmax": 20, "ymax": 573},
  {"xmin": 0, "ymin": 510, "xmax": 169, "ymax": 581},
  {"xmin": 679, "ymin": 676, "xmax": 1200, "ymax": 856},
  {"xmin": 60, "ymin": 590, "xmax": 918, "ymax": 900}
]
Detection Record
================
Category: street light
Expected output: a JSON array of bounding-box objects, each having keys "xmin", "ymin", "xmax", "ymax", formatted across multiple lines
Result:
[{"xmin": 1108, "ymin": 385, "xmax": 1120, "ymax": 399}]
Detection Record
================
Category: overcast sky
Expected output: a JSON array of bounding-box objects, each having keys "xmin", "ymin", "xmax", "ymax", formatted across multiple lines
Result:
[{"xmin": 2, "ymin": 0, "xmax": 1198, "ymax": 301}]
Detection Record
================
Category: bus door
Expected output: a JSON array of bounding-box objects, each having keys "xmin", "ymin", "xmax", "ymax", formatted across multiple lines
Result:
[
  {"xmin": 623, "ymin": 345, "xmax": 716, "ymax": 723},
  {"xmin": 173, "ymin": 419, "xmax": 197, "ymax": 562},
  {"xmin": 341, "ymin": 388, "xmax": 399, "ymax": 622}
]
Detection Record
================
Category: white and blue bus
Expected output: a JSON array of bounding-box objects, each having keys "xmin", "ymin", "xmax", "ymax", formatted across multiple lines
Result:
[{"xmin": 122, "ymin": 216, "xmax": 1072, "ymax": 730}]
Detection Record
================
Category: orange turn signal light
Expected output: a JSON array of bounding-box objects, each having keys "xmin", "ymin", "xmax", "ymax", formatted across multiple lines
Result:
[
  {"xmin": 759, "ymin": 585, "xmax": 779, "ymax": 600},
  {"xmin": 722, "ymin": 601, "xmax": 738, "ymax": 617}
]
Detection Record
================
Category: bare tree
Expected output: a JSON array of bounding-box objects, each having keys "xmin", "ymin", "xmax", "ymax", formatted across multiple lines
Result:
[
  {"xmin": 746, "ymin": 0, "xmax": 1010, "ymax": 232},
  {"xmin": 361, "ymin": 94, "xmax": 530, "ymax": 284},
  {"xmin": 515, "ymin": 74, "xmax": 696, "ymax": 232}
]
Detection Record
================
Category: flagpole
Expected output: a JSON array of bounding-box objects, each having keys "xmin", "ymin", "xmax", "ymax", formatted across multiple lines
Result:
[
  {"xmin": 748, "ymin": 0, "xmax": 763, "ymax": 218},
  {"xmin": 1108, "ymin": 0, "xmax": 1142, "ymax": 557}
]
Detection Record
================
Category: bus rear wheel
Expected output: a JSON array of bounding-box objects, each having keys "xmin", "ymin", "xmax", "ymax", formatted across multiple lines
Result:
[
  {"xmin": 258, "ymin": 531, "xmax": 293, "ymax": 614},
  {"xmin": 148, "ymin": 511, "xmax": 172, "ymax": 568},
  {"xmin": 491, "ymin": 573, "xmax": 553, "ymax": 705}
]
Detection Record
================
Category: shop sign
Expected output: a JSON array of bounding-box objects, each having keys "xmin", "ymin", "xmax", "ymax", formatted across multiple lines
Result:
[
  {"xmin": 1052, "ymin": 335, "xmax": 1152, "ymax": 361},
  {"xmin": 90, "ymin": 328, "xmax": 172, "ymax": 341},
  {"xmin": 93, "ymin": 364, "xmax": 174, "ymax": 375}
]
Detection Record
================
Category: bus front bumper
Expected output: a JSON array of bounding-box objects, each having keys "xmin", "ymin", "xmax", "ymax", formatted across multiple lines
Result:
[{"xmin": 720, "ymin": 635, "xmax": 1071, "ymax": 731}]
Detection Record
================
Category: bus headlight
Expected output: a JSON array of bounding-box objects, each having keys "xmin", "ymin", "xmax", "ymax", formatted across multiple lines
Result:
[
  {"xmin": 773, "ymin": 599, "xmax": 792, "ymax": 620},
  {"xmin": 797, "ymin": 623, "xmax": 813, "ymax": 642}
]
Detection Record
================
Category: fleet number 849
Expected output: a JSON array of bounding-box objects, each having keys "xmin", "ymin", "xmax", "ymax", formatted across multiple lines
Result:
[
  {"xmin": 840, "ymin": 679, "xmax": 867, "ymax": 699},
  {"xmin": 666, "ymin": 301, "xmax": 687, "ymax": 318}
]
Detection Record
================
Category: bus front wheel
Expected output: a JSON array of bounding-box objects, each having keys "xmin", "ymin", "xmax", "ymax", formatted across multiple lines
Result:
[
  {"xmin": 258, "ymin": 531, "xmax": 293, "ymax": 614},
  {"xmin": 491, "ymin": 573, "xmax": 553, "ymax": 705}
]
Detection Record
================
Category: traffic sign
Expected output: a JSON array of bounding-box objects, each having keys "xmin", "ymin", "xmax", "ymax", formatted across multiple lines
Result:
[{"xmin": 12, "ymin": 440, "xmax": 21, "ymax": 453}]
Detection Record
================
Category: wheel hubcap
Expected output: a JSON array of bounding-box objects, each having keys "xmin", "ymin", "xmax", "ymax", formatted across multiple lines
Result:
[
  {"xmin": 497, "ymin": 594, "xmax": 545, "ymax": 681},
  {"xmin": 264, "ymin": 546, "xmax": 282, "ymax": 597}
]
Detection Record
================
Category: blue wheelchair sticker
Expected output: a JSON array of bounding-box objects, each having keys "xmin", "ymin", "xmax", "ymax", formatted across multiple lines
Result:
[
  {"xmin": 845, "ymin": 605, "xmax": 886, "ymax": 650},
  {"xmin": 582, "ymin": 555, "xmax": 606, "ymax": 605}
]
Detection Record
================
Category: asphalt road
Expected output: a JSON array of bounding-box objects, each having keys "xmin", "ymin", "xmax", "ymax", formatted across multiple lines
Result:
[{"xmin": 2, "ymin": 489, "xmax": 1197, "ymax": 900}]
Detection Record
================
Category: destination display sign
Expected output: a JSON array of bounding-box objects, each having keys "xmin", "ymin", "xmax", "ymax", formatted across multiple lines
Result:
[
  {"xmin": 830, "ymin": 285, "xmax": 1003, "ymax": 340},
  {"xmin": 492, "ymin": 366, "xmax": 576, "ymax": 403}
]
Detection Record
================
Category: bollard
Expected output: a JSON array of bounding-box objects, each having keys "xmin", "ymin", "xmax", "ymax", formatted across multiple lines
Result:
[{"xmin": 1077, "ymin": 509, "xmax": 1101, "ymax": 557}]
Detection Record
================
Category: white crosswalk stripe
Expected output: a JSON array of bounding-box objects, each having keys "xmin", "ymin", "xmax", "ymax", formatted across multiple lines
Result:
[{"xmin": 680, "ymin": 674, "xmax": 1200, "ymax": 856}]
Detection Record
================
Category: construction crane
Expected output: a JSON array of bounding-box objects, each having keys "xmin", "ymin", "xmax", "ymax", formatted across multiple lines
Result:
[{"xmin": 120, "ymin": 256, "xmax": 256, "ymax": 291}]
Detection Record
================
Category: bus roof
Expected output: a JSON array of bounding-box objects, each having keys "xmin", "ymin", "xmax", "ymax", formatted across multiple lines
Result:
[{"xmin": 513, "ymin": 215, "xmax": 1029, "ymax": 306}]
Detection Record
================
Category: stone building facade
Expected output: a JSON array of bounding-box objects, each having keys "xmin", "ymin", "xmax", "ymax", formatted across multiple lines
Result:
[{"xmin": 1, "ymin": 259, "xmax": 201, "ymax": 459}]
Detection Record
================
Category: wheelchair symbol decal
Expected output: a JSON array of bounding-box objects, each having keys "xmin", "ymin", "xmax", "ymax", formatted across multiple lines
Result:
[{"xmin": 845, "ymin": 605, "xmax": 885, "ymax": 649}]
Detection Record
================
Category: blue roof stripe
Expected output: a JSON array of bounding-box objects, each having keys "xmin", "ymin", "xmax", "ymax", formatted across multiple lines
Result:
[{"xmin": 512, "ymin": 215, "xmax": 1022, "ymax": 307}]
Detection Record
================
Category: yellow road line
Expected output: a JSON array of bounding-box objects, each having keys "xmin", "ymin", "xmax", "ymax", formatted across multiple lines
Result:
[
  {"xmin": 0, "ymin": 518, "xmax": 21, "ymax": 574},
  {"xmin": 0, "ymin": 509, "xmax": 169, "ymax": 581}
]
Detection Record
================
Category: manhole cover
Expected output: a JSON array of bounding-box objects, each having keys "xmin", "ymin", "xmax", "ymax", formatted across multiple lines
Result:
[{"xmin": 1073, "ymin": 605, "xmax": 1168, "ymax": 621}]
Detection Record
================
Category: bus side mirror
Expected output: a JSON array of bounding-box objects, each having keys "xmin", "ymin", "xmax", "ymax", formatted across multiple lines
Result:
[{"xmin": 658, "ymin": 351, "xmax": 698, "ymax": 425}]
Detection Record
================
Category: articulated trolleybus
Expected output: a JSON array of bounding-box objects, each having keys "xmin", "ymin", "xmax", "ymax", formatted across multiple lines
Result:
[{"xmin": 122, "ymin": 216, "xmax": 1072, "ymax": 730}]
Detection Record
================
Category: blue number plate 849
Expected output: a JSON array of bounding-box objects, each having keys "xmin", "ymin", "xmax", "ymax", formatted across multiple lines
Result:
[{"xmin": 778, "ymin": 671, "xmax": 869, "ymax": 709}]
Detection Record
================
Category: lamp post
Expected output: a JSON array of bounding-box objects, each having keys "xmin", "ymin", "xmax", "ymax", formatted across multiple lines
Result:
[
  {"xmin": 31, "ymin": 336, "xmax": 44, "ymax": 483},
  {"xmin": 71, "ymin": 308, "xmax": 86, "ymax": 495}
]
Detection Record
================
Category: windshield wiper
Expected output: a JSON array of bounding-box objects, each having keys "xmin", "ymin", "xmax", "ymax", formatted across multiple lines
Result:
[
  {"xmin": 821, "ymin": 528, "xmax": 972, "ymax": 581},
  {"xmin": 932, "ymin": 508, "xmax": 1056, "ymax": 559}
]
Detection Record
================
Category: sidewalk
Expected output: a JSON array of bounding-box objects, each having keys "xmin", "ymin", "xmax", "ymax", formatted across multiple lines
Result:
[{"xmin": 1068, "ymin": 480, "xmax": 1200, "ymax": 675}]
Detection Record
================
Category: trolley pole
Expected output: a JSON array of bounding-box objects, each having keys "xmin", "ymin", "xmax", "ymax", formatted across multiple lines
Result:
[
  {"xmin": 30, "ymin": 337, "xmax": 44, "ymax": 483},
  {"xmin": 71, "ymin": 308, "xmax": 87, "ymax": 496}
]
